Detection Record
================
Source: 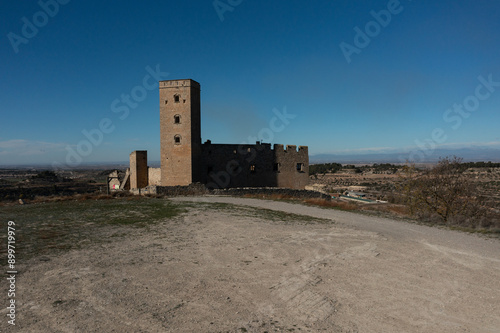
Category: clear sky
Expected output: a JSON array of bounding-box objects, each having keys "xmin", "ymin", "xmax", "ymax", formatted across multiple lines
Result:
[{"xmin": 1, "ymin": 0, "xmax": 499, "ymax": 166}]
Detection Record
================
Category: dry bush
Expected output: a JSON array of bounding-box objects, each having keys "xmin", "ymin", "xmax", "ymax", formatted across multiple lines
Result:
[
  {"xmin": 303, "ymin": 198, "xmax": 358, "ymax": 211},
  {"xmin": 144, "ymin": 193, "xmax": 165, "ymax": 199},
  {"xmin": 95, "ymin": 194, "xmax": 113, "ymax": 200},
  {"xmin": 240, "ymin": 193, "xmax": 358, "ymax": 211},
  {"xmin": 75, "ymin": 194, "xmax": 93, "ymax": 201},
  {"xmin": 30, "ymin": 195, "xmax": 75, "ymax": 204},
  {"xmin": 361, "ymin": 203, "xmax": 409, "ymax": 216},
  {"xmin": 242, "ymin": 193, "xmax": 297, "ymax": 201},
  {"xmin": 398, "ymin": 156, "xmax": 489, "ymax": 228},
  {"xmin": 111, "ymin": 191, "xmax": 135, "ymax": 198}
]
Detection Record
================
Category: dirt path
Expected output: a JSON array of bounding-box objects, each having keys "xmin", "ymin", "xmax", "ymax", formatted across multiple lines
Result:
[{"xmin": 2, "ymin": 196, "xmax": 499, "ymax": 332}]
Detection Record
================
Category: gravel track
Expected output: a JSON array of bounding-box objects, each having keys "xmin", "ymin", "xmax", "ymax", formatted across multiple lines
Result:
[{"xmin": 2, "ymin": 195, "xmax": 499, "ymax": 332}]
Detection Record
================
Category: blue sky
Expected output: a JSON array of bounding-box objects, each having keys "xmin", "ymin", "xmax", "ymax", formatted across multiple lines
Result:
[{"xmin": 1, "ymin": 0, "xmax": 499, "ymax": 166}]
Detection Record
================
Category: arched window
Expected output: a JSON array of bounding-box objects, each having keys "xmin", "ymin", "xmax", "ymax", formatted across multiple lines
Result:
[
  {"xmin": 174, "ymin": 135, "xmax": 181, "ymax": 144},
  {"xmin": 174, "ymin": 114, "xmax": 181, "ymax": 124},
  {"xmin": 174, "ymin": 95, "xmax": 180, "ymax": 103}
]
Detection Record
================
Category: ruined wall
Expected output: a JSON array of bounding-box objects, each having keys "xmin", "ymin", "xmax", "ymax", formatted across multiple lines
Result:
[
  {"xmin": 130, "ymin": 151, "xmax": 148, "ymax": 189},
  {"xmin": 148, "ymin": 167, "xmax": 161, "ymax": 186},
  {"xmin": 120, "ymin": 168, "xmax": 130, "ymax": 190},
  {"xmin": 159, "ymin": 79, "xmax": 201, "ymax": 186},
  {"xmin": 108, "ymin": 170, "xmax": 121, "ymax": 191},
  {"xmin": 200, "ymin": 142, "xmax": 309, "ymax": 189}
]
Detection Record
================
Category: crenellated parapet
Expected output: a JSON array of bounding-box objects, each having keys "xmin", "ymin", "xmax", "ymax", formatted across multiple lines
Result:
[
  {"xmin": 273, "ymin": 144, "xmax": 309, "ymax": 188},
  {"xmin": 273, "ymin": 144, "xmax": 284, "ymax": 152},
  {"xmin": 159, "ymin": 79, "xmax": 200, "ymax": 89},
  {"xmin": 272, "ymin": 144, "xmax": 308, "ymax": 154}
]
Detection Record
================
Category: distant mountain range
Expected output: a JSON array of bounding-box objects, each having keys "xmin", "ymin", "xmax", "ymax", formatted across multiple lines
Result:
[
  {"xmin": 2, "ymin": 146, "xmax": 499, "ymax": 169},
  {"xmin": 310, "ymin": 146, "xmax": 500, "ymax": 164}
]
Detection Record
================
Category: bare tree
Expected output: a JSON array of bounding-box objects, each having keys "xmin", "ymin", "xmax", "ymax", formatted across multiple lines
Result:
[{"xmin": 399, "ymin": 156, "xmax": 483, "ymax": 224}]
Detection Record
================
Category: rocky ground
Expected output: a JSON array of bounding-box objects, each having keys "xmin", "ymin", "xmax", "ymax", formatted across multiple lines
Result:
[{"xmin": 2, "ymin": 196, "xmax": 499, "ymax": 332}]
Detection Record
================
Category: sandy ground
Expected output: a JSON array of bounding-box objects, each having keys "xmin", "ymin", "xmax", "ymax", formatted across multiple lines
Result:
[{"xmin": 2, "ymin": 196, "xmax": 500, "ymax": 332}]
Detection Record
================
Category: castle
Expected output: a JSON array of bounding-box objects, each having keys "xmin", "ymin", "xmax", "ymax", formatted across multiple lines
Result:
[{"xmin": 120, "ymin": 79, "xmax": 309, "ymax": 191}]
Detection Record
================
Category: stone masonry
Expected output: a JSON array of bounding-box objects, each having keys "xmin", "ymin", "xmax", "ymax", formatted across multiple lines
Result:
[
  {"xmin": 159, "ymin": 79, "xmax": 201, "ymax": 186},
  {"xmin": 127, "ymin": 79, "xmax": 309, "ymax": 190}
]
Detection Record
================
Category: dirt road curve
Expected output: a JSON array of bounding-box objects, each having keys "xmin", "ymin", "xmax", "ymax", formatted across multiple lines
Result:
[{"xmin": 3, "ymin": 196, "xmax": 500, "ymax": 332}]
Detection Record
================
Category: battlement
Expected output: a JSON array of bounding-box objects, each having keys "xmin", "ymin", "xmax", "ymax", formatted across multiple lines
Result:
[
  {"xmin": 203, "ymin": 142, "xmax": 307, "ymax": 155},
  {"xmin": 273, "ymin": 144, "xmax": 308, "ymax": 154},
  {"xmin": 159, "ymin": 79, "xmax": 200, "ymax": 89}
]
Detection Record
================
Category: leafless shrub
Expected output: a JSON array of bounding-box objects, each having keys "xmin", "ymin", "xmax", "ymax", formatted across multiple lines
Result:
[
  {"xmin": 303, "ymin": 198, "xmax": 358, "ymax": 211},
  {"xmin": 360, "ymin": 203, "xmax": 409, "ymax": 216},
  {"xmin": 398, "ymin": 156, "xmax": 489, "ymax": 228}
]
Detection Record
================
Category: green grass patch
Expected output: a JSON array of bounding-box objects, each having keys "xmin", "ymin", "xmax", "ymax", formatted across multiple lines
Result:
[{"xmin": 0, "ymin": 197, "xmax": 186, "ymax": 265}]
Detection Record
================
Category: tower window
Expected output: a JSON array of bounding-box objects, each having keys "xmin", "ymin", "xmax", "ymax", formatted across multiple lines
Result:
[
  {"xmin": 174, "ymin": 95, "xmax": 180, "ymax": 103},
  {"xmin": 273, "ymin": 163, "xmax": 281, "ymax": 172},
  {"xmin": 174, "ymin": 135, "xmax": 181, "ymax": 144},
  {"xmin": 250, "ymin": 165, "xmax": 256, "ymax": 173},
  {"xmin": 164, "ymin": 100, "xmax": 168, "ymax": 104},
  {"xmin": 296, "ymin": 163, "xmax": 304, "ymax": 172},
  {"xmin": 174, "ymin": 115, "xmax": 181, "ymax": 124}
]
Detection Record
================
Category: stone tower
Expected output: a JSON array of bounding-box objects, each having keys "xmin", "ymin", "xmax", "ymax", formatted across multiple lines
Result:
[{"xmin": 159, "ymin": 79, "xmax": 202, "ymax": 186}]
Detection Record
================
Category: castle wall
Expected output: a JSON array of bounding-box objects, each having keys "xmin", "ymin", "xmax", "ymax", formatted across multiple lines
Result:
[
  {"xmin": 148, "ymin": 167, "xmax": 161, "ymax": 186},
  {"xmin": 200, "ymin": 142, "xmax": 309, "ymax": 189},
  {"xmin": 275, "ymin": 145, "xmax": 309, "ymax": 189},
  {"xmin": 130, "ymin": 151, "xmax": 148, "ymax": 189},
  {"xmin": 108, "ymin": 170, "xmax": 121, "ymax": 191},
  {"xmin": 201, "ymin": 142, "xmax": 276, "ymax": 188}
]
